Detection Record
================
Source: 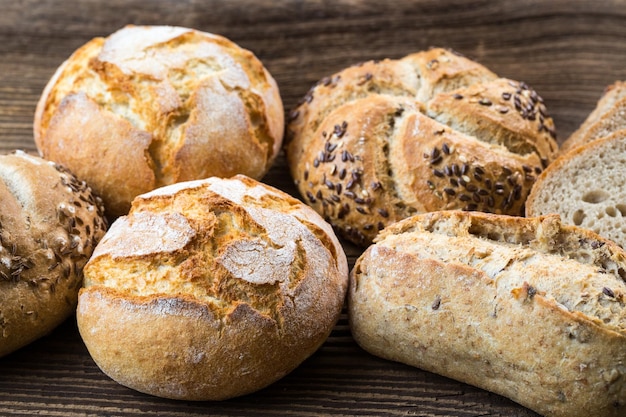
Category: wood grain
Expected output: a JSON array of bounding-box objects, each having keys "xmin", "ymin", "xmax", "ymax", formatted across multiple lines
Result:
[{"xmin": 0, "ymin": 0, "xmax": 625, "ymax": 415}]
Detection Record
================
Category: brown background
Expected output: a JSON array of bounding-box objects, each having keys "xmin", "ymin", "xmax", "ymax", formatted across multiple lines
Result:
[{"xmin": 1, "ymin": 0, "xmax": 625, "ymax": 416}]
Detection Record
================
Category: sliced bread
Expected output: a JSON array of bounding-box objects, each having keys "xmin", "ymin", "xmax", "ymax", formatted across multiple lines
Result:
[{"xmin": 526, "ymin": 129, "xmax": 626, "ymax": 247}]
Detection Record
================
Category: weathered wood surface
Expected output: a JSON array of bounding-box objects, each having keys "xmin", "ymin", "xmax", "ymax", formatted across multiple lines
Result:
[{"xmin": 0, "ymin": 0, "xmax": 625, "ymax": 415}]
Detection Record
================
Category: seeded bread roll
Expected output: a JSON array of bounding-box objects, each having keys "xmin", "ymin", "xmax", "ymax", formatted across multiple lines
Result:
[
  {"xmin": 0, "ymin": 151, "xmax": 107, "ymax": 358},
  {"xmin": 526, "ymin": 129, "xmax": 626, "ymax": 248},
  {"xmin": 76, "ymin": 175, "xmax": 348, "ymax": 401},
  {"xmin": 34, "ymin": 25, "xmax": 284, "ymax": 217},
  {"xmin": 560, "ymin": 81, "xmax": 626, "ymax": 154},
  {"xmin": 286, "ymin": 47, "xmax": 558, "ymax": 246},
  {"xmin": 349, "ymin": 211, "xmax": 626, "ymax": 417}
]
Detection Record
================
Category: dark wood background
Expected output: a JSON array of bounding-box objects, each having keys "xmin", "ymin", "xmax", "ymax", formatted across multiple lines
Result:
[{"xmin": 1, "ymin": 1, "xmax": 625, "ymax": 416}]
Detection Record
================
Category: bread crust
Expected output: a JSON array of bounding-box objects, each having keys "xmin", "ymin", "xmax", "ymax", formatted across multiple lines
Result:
[
  {"xmin": 34, "ymin": 25, "xmax": 284, "ymax": 217},
  {"xmin": 561, "ymin": 81, "xmax": 626, "ymax": 154},
  {"xmin": 349, "ymin": 211, "xmax": 626, "ymax": 417},
  {"xmin": 286, "ymin": 48, "xmax": 558, "ymax": 246},
  {"xmin": 77, "ymin": 175, "xmax": 348, "ymax": 400},
  {"xmin": 0, "ymin": 151, "xmax": 107, "ymax": 357}
]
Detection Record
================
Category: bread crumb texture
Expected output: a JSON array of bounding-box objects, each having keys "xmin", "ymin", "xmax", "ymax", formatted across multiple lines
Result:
[
  {"xmin": 0, "ymin": 151, "xmax": 107, "ymax": 357},
  {"xmin": 349, "ymin": 211, "xmax": 626, "ymax": 417},
  {"xmin": 78, "ymin": 175, "xmax": 348, "ymax": 401},
  {"xmin": 527, "ymin": 130, "xmax": 626, "ymax": 248},
  {"xmin": 286, "ymin": 48, "xmax": 558, "ymax": 246},
  {"xmin": 34, "ymin": 25, "xmax": 284, "ymax": 217}
]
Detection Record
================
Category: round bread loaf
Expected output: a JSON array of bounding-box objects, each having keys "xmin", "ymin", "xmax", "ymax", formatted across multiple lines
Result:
[
  {"xmin": 286, "ymin": 47, "xmax": 559, "ymax": 246},
  {"xmin": 34, "ymin": 25, "xmax": 284, "ymax": 217},
  {"xmin": 0, "ymin": 151, "xmax": 107, "ymax": 358},
  {"xmin": 76, "ymin": 175, "xmax": 348, "ymax": 401}
]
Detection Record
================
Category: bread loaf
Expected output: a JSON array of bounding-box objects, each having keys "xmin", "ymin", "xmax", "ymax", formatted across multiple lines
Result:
[
  {"xmin": 526, "ymin": 129, "xmax": 626, "ymax": 248},
  {"xmin": 560, "ymin": 81, "xmax": 626, "ymax": 154},
  {"xmin": 76, "ymin": 175, "xmax": 348, "ymax": 400},
  {"xmin": 349, "ymin": 210, "xmax": 626, "ymax": 417},
  {"xmin": 0, "ymin": 151, "xmax": 107, "ymax": 357},
  {"xmin": 34, "ymin": 25, "xmax": 284, "ymax": 217},
  {"xmin": 286, "ymin": 47, "xmax": 559, "ymax": 246}
]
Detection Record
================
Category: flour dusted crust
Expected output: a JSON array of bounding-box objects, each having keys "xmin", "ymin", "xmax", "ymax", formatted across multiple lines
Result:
[
  {"xmin": 76, "ymin": 175, "xmax": 348, "ymax": 401},
  {"xmin": 286, "ymin": 47, "xmax": 558, "ymax": 246},
  {"xmin": 349, "ymin": 210, "xmax": 626, "ymax": 417},
  {"xmin": 34, "ymin": 25, "xmax": 284, "ymax": 217},
  {"xmin": 0, "ymin": 151, "xmax": 107, "ymax": 357}
]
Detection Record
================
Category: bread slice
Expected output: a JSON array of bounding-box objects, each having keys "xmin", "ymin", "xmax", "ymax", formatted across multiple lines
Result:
[
  {"xmin": 349, "ymin": 210, "xmax": 626, "ymax": 417},
  {"xmin": 561, "ymin": 81, "xmax": 626, "ymax": 154},
  {"xmin": 526, "ymin": 129, "xmax": 626, "ymax": 247}
]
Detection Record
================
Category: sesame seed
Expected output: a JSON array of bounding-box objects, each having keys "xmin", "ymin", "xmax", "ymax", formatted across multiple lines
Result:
[
  {"xmin": 339, "ymin": 168, "xmax": 347, "ymax": 179},
  {"xmin": 442, "ymin": 143, "xmax": 450, "ymax": 154},
  {"xmin": 378, "ymin": 208, "xmax": 389, "ymax": 218},
  {"xmin": 453, "ymin": 93, "xmax": 463, "ymax": 100},
  {"xmin": 433, "ymin": 169, "xmax": 444, "ymax": 178},
  {"xmin": 444, "ymin": 188, "xmax": 456, "ymax": 196},
  {"xmin": 502, "ymin": 92, "xmax": 511, "ymax": 100},
  {"xmin": 479, "ymin": 98, "xmax": 492, "ymax": 106}
]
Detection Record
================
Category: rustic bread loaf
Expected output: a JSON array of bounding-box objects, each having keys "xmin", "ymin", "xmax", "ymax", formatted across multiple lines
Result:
[
  {"xmin": 349, "ymin": 210, "xmax": 626, "ymax": 417},
  {"xmin": 286, "ymin": 47, "xmax": 558, "ymax": 246},
  {"xmin": 560, "ymin": 81, "xmax": 626, "ymax": 154},
  {"xmin": 76, "ymin": 175, "xmax": 348, "ymax": 401},
  {"xmin": 526, "ymin": 129, "xmax": 626, "ymax": 248},
  {"xmin": 34, "ymin": 25, "xmax": 284, "ymax": 217},
  {"xmin": 0, "ymin": 151, "xmax": 107, "ymax": 358}
]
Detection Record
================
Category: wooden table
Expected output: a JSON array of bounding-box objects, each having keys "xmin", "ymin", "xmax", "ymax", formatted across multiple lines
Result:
[{"xmin": 1, "ymin": 1, "xmax": 625, "ymax": 415}]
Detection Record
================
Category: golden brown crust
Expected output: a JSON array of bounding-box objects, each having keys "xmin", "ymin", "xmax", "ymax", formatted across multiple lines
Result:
[
  {"xmin": 34, "ymin": 25, "xmax": 284, "ymax": 217},
  {"xmin": 0, "ymin": 151, "xmax": 107, "ymax": 358},
  {"xmin": 286, "ymin": 48, "xmax": 558, "ymax": 246},
  {"xmin": 77, "ymin": 175, "xmax": 348, "ymax": 400},
  {"xmin": 349, "ymin": 211, "xmax": 626, "ymax": 417}
]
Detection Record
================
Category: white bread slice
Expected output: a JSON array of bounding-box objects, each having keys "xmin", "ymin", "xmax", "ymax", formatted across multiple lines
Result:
[{"xmin": 526, "ymin": 129, "xmax": 626, "ymax": 247}]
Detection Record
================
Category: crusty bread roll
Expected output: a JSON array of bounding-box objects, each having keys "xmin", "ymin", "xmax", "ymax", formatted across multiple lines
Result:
[
  {"xmin": 349, "ymin": 210, "xmax": 626, "ymax": 417},
  {"xmin": 526, "ymin": 129, "xmax": 626, "ymax": 248},
  {"xmin": 286, "ymin": 47, "xmax": 558, "ymax": 246},
  {"xmin": 34, "ymin": 25, "xmax": 284, "ymax": 217},
  {"xmin": 560, "ymin": 81, "xmax": 626, "ymax": 154},
  {"xmin": 76, "ymin": 175, "xmax": 348, "ymax": 401},
  {"xmin": 0, "ymin": 150, "xmax": 107, "ymax": 358}
]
